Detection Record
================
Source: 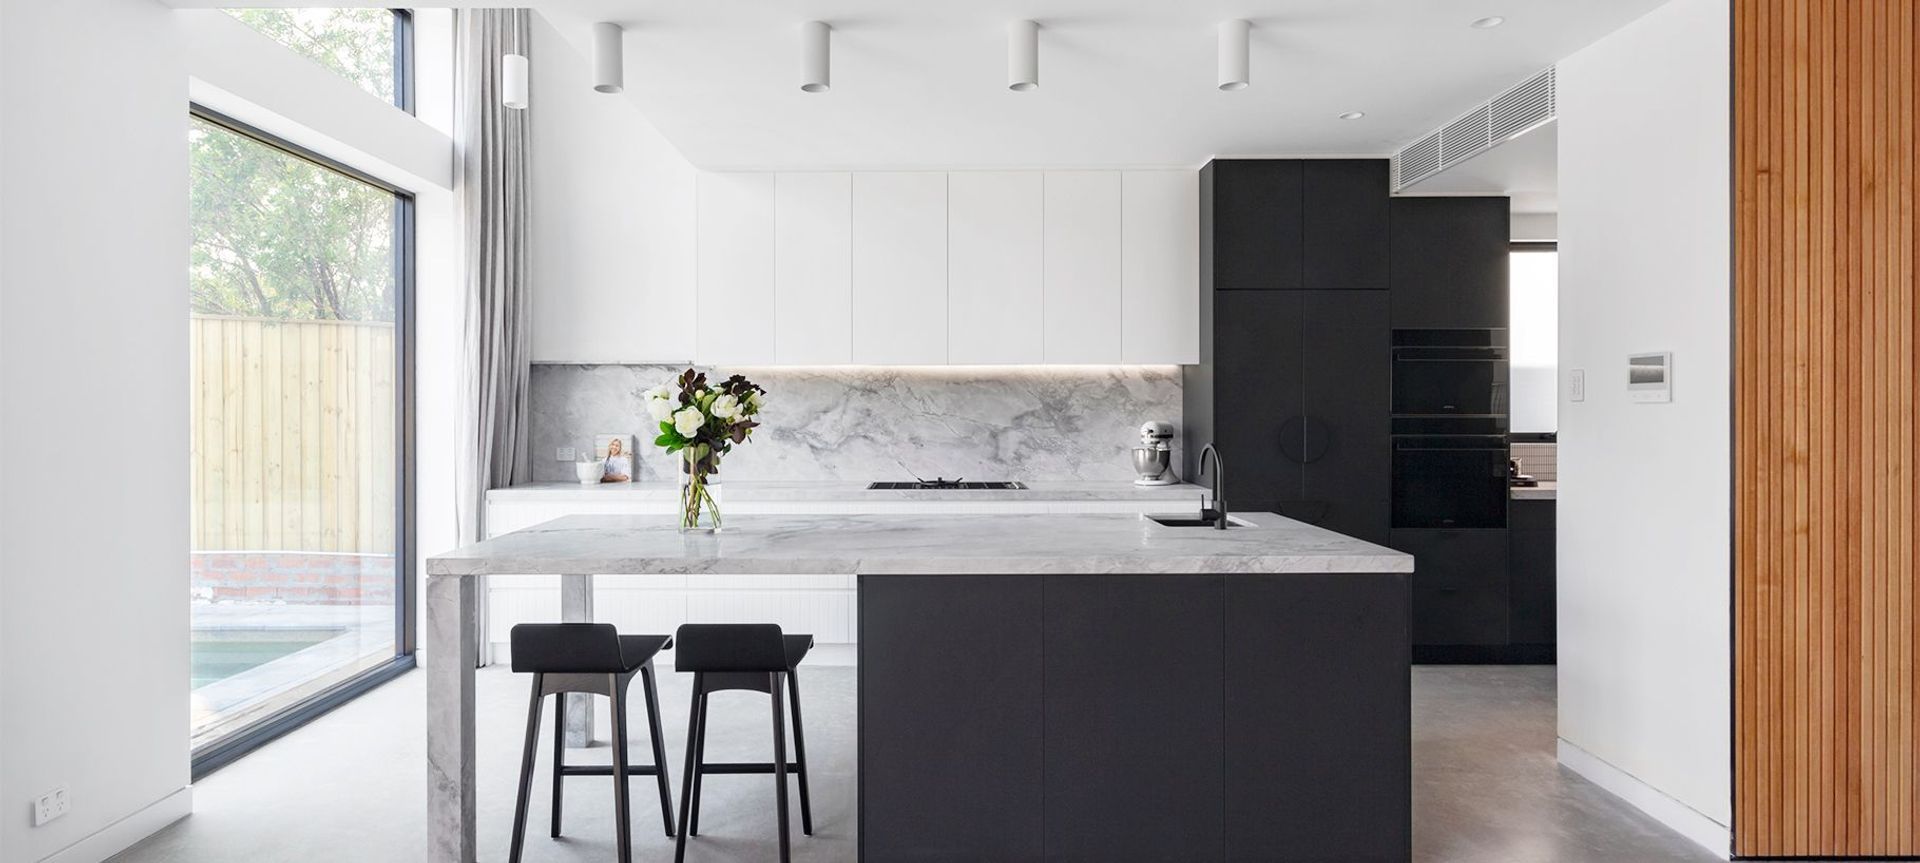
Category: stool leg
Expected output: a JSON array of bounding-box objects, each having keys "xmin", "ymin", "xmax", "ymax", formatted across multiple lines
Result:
[
  {"xmin": 550, "ymin": 684, "xmax": 566, "ymax": 838},
  {"xmin": 509, "ymin": 674, "xmax": 545, "ymax": 863},
  {"xmin": 787, "ymin": 669, "xmax": 814, "ymax": 836},
  {"xmin": 639, "ymin": 663, "xmax": 677, "ymax": 838},
  {"xmin": 689, "ymin": 690, "xmax": 710, "ymax": 836},
  {"xmin": 771, "ymin": 671, "xmax": 791, "ymax": 863},
  {"xmin": 610, "ymin": 675, "xmax": 634, "ymax": 863},
  {"xmin": 673, "ymin": 673, "xmax": 704, "ymax": 863}
]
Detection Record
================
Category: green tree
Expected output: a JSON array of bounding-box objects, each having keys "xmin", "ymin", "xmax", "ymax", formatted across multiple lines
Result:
[
  {"xmin": 189, "ymin": 117, "xmax": 397, "ymax": 323},
  {"xmin": 227, "ymin": 9, "xmax": 396, "ymax": 104}
]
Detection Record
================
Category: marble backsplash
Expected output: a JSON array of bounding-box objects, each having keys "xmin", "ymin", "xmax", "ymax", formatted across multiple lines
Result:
[{"xmin": 528, "ymin": 364, "xmax": 1184, "ymax": 484}]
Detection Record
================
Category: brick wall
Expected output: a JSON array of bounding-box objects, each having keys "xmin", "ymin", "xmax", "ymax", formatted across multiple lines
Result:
[{"xmin": 191, "ymin": 552, "xmax": 396, "ymax": 605}]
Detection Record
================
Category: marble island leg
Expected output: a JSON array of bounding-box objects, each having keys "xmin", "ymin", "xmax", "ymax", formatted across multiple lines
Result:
[{"xmin": 426, "ymin": 574, "xmax": 476, "ymax": 863}]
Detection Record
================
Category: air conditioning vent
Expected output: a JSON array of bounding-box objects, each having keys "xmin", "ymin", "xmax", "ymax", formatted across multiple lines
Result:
[
  {"xmin": 1490, "ymin": 67, "xmax": 1556, "ymax": 141},
  {"xmin": 1392, "ymin": 65, "xmax": 1557, "ymax": 192},
  {"xmin": 1442, "ymin": 106, "xmax": 1491, "ymax": 165},
  {"xmin": 1396, "ymin": 133, "xmax": 1442, "ymax": 187}
]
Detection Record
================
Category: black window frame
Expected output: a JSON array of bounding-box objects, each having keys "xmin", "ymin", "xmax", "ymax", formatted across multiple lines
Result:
[
  {"xmin": 186, "ymin": 104, "xmax": 419, "ymax": 780},
  {"xmin": 392, "ymin": 9, "xmax": 415, "ymax": 114}
]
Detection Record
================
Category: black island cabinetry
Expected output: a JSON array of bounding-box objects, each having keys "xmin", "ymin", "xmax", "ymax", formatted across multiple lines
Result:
[{"xmin": 1187, "ymin": 158, "xmax": 1546, "ymax": 664}]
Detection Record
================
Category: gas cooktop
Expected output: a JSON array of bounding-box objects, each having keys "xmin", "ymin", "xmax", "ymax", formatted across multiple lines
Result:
[{"xmin": 866, "ymin": 480, "xmax": 1028, "ymax": 491}]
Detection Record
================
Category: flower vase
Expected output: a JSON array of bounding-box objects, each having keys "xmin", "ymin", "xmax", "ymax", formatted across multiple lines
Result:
[{"xmin": 677, "ymin": 451, "xmax": 722, "ymax": 533}]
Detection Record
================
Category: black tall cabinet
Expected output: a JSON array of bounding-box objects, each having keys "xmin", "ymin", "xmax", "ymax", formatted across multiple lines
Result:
[{"xmin": 1187, "ymin": 160, "xmax": 1391, "ymax": 545}]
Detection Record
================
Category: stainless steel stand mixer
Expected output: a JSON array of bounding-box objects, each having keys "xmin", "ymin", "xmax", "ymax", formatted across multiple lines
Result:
[{"xmin": 1131, "ymin": 421, "xmax": 1178, "ymax": 486}]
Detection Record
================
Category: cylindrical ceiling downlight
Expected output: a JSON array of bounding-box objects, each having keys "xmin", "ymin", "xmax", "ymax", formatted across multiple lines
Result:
[
  {"xmin": 1218, "ymin": 19, "xmax": 1250, "ymax": 91},
  {"xmin": 593, "ymin": 22, "xmax": 624, "ymax": 94},
  {"xmin": 1008, "ymin": 20, "xmax": 1039, "ymax": 91},
  {"xmin": 502, "ymin": 53, "xmax": 529, "ymax": 109},
  {"xmin": 800, "ymin": 21, "xmax": 831, "ymax": 93}
]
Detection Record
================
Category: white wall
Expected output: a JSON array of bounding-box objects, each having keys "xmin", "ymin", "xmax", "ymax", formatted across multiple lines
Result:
[
  {"xmin": 528, "ymin": 11, "xmax": 697, "ymax": 364},
  {"xmin": 1555, "ymin": 0, "xmax": 1731, "ymax": 851},
  {"xmin": 0, "ymin": 2, "xmax": 193, "ymax": 861}
]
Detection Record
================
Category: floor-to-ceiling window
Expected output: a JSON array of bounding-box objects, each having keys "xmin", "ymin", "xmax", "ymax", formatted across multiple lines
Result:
[
  {"xmin": 187, "ymin": 101, "xmax": 415, "ymax": 773},
  {"xmin": 1509, "ymin": 243, "xmax": 1559, "ymax": 435}
]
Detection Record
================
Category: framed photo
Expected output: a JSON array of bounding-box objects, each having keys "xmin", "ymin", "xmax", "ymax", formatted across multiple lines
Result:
[{"xmin": 594, "ymin": 434, "xmax": 636, "ymax": 483}]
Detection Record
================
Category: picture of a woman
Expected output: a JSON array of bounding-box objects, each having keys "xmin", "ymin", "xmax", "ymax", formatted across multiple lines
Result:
[{"xmin": 601, "ymin": 436, "xmax": 632, "ymax": 483}]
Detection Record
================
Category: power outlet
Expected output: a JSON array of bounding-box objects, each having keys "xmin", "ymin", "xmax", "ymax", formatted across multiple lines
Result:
[
  {"xmin": 32, "ymin": 786, "xmax": 69, "ymax": 827},
  {"xmin": 1569, "ymin": 369, "xmax": 1586, "ymax": 403},
  {"xmin": 556, "ymin": 446, "xmax": 577, "ymax": 462}
]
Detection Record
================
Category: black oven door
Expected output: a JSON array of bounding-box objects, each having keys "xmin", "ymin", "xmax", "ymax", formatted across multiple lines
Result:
[
  {"xmin": 1391, "ymin": 346, "xmax": 1508, "ymax": 416},
  {"xmin": 1392, "ymin": 435, "xmax": 1509, "ymax": 529}
]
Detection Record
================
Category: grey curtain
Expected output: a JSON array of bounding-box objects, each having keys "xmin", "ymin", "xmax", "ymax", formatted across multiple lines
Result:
[{"xmin": 455, "ymin": 9, "xmax": 533, "ymax": 665}]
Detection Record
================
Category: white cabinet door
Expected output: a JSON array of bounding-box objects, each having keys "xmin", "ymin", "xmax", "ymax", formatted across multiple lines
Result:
[
  {"xmin": 947, "ymin": 172, "xmax": 1043, "ymax": 364},
  {"xmin": 852, "ymin": 172, "xmax": 948, "ymax": 364},
  {"xmin": 1042, "ymin": 171, "xmax": 1123, "ymax": 363},
  {"xmin": 695, "ymin": 172, "xmax": 775, "ymax": 365},
  {"xmin": 774, "ymin": 172, "xmax": 853, "ymax": 364},
  {"xmin": 1121, "ymin": 170, "xmax": 1200, "ymax": 364}
]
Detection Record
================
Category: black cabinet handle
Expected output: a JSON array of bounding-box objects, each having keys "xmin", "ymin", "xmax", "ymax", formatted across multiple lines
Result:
[{"xmin": 1278, "ymin": 416, "xmax": 1330, "ymax": 464}]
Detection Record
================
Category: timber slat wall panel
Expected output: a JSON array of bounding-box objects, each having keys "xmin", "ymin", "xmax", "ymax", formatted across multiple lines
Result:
[
  {"xmin": 1735, "ymin": 0, "xmax": 1920, "ymax": 855},
  {"xmin": 187, "ymin": 315, "xmax": 396, "ymax": 555}
]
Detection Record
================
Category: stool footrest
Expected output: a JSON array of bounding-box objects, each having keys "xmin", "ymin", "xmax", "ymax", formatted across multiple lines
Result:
[
  {"xmin": 697, "ymin": 761, "xmax": 803, "ymax": 775},
  {"xmin": 559, "ymin": 765, "xmax": 666, "ymax": 778}
]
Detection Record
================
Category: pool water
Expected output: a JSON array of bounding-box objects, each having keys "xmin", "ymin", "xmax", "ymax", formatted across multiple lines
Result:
[{"xmin": 191, "ymin": 628, "xmax": 342, "ymax": 689}]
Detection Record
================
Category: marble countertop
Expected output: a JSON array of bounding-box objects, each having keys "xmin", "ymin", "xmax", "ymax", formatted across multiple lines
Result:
[
  {"xmin": 1510, "ymin": 481, "xmax": 1558, "ymax": 501},
  {"xmin": 487, "ymin": 479, "xmax": 1207, "ymax": 503},
  {"xmin": 426, "ymin": 512, "xmax": 1412, "ymax": 577}
]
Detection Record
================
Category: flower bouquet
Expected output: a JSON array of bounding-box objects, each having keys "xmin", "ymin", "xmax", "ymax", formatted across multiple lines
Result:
[{"xmin": 645, "ymin": 369, "xmax": 765, "ymax": 532}]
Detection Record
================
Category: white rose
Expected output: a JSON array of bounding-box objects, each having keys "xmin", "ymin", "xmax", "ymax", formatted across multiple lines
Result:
[
  {"xmin": 643, "ymin": 386, "xmax": 675, "ymax": 421},
  {"xmin": 745, "ymin": 391, "xmax": 764, "ymax": 413},
  {"xmin": 672, "ymin": 406, "xmax": 705, "ymax": 437},
  {"xmin": 710, "ymin": 394, "xmax": 740, "ymax": 420}
]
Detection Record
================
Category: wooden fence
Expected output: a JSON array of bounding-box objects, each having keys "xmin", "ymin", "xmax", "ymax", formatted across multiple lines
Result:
[{"xmin": 190, "ymin": 315, "xmax": 396, "ymax": 554}]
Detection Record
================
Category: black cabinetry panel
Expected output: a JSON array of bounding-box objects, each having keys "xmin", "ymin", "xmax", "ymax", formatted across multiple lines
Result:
[
  {"xmin": 1302, "ymin": 291, "xmax": 1391, "ymax": 544},
  {"xmin": 1043, "ymin": 576, "xmax": 1225, "ymax": 862},
  {"xmin": 1212, "ymin": 290, "xmax": 1305, "ymax": 513},
  {"xmin": 1509, "ymin": 499, "xmax": 1557, "ymax": 647},
  {"xmin": 1303, "ymin": 160, "xmax": 1390, "ymax": 292},
  {"xmin": 1390, "ymin": 529, "xmax": 1510, "ymax": 647},
  {"xmin": 1389, "ymin": 197, "xmax": 1510, "ymax": 328},
  {"xmin": 1210, "ymin": 160, "xmax": 1303, "ymax": 291},
  {"xmin": 858, "ymin": 575, "xmax": 1045, "ymax": 861},
  {"xmin": 1225, "ymin": 574, "xmax": 1410, "ymax": 862}
]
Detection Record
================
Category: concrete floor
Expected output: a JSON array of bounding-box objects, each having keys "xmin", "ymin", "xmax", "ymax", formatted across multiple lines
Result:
[{"xmin": 114, "ymin": 663, "xmax": 1723, "ymax": 863}]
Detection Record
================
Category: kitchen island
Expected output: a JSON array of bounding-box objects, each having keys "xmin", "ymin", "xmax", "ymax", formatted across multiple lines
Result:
[{"xmin": 424, "ymin": 512, "xmax": 1413, "ymax": 862}]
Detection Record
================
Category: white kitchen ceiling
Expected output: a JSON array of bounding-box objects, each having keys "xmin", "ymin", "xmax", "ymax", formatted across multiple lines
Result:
[{"xmin": 533, "ymin": 0, "xmax": 1667, "ymax": 171}]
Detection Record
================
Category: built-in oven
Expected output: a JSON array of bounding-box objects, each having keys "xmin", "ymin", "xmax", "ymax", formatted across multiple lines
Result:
[
  {"xmin": 1391, "ymin": 330, "xmax": 1509, "ymax": 417},
  {"xmin": 1391, "ymin": 329, "xmax": 1510, "ymax": 529},
  {"xmin": 1391, "ymin": 435, "xmax": 1510, "ymax": 528}
]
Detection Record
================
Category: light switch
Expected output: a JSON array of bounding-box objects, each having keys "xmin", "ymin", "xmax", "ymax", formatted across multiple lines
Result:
[
  {"xmin": 1570, "ymin": 369, "xmax": 1586, "ymax": 402},
  {"xmin": 556, "ymin": 446, "xmax": 577, "ymax": 462}
]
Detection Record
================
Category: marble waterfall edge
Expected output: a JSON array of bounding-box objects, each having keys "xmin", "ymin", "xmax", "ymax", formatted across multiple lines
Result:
[{"xmin": 529, "ymin": 364, "xmax": 1184, "ymax": 484}]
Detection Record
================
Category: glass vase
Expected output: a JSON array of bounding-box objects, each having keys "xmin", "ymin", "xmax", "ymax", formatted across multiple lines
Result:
[{"xmin": 677, "ymin": 451, "xmax": 722, "ymax": 533}]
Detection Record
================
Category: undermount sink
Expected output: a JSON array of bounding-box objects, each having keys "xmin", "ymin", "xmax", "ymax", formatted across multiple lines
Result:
[{"xmin": 1147, "ymin": 512, "xmax": 1247, "ymax": 528}]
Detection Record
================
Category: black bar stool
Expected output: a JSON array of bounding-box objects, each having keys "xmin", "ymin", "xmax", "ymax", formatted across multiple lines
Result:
[
  {"xmin": 672, "ymin": 623, "xmax": 815, "ymax": 863},
  {"xmin": 508, "ymin": 623, "xmax": 677, "ymax": 863}
]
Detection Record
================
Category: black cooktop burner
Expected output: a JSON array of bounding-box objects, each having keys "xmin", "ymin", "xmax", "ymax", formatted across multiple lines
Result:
[{"xmin": 867, "ymin": 479, "xmax": 1027, "ymax": 491}]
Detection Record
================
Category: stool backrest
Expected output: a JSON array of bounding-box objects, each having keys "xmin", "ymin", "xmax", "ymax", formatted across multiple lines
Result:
[
  {"xmin": 510, "ymin": 622, "xmax": 626, "ymax": 673},
  {"xmin": 674, "ymin": 623, "xmax": 787, "ymax": 672}
]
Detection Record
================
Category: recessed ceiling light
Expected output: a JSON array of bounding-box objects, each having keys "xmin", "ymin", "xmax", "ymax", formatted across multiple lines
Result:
[
  {"xmin": 1339, "ymin": 111, "xmax": 1366, "ymax": 120},
  {"xmin": 1470, "ymin": 16, "xmax": 1506, "ymax": 29}
]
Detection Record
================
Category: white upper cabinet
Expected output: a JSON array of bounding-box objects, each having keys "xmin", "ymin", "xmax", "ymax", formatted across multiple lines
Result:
[
  {"xmin": 676, "ymin": 168, "xmax": 1194, "ymax": 367},
  {"xmin": 948, "ymin": 172, "xmax": 1043, "ymax": 364},
  {"xmin": 1120, "ymin": 170, "xmax": 1200, "ymax": 364},
  {"xmin": 852, "ymin": 172, "xmax": 948, "ymax": 364},
  {"xmin": 1043, "ymin": 172, "xmax": 1123, "ymax": 363},
  {"xmin": 773, "ymin": 172, "xmax": 853, "ymax": 365},
  {"xmin": 695, "ymin": 172, "xmax": 775, "ymax": 365}
]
